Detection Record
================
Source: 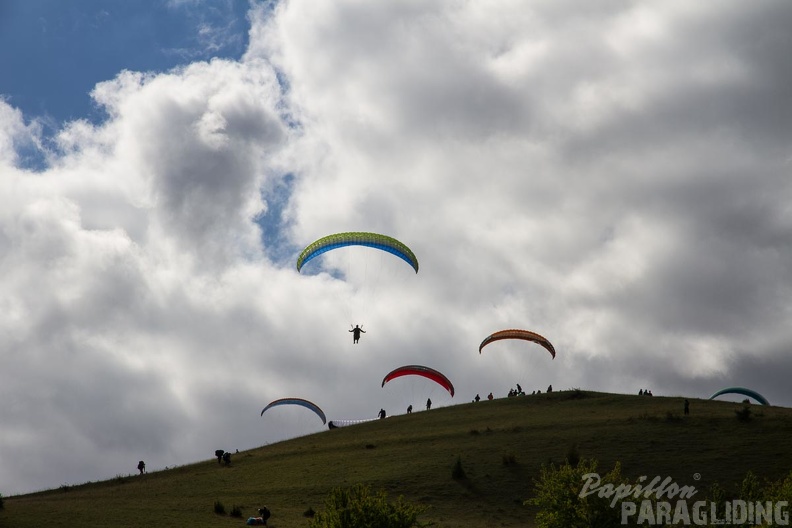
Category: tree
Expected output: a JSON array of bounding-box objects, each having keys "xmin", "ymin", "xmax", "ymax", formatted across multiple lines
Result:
[{"xmin": 308, "ymin": 483, "xmax": 431, "ymax": 528}]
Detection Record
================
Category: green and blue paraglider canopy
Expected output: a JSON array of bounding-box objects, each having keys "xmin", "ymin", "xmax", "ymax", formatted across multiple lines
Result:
[
  {"xmin": 296, "ymin": 232, "xmax": 419, "ymax": 273},
  {"xmin": 709, "ymin": 387, "xmax": 769, "ymax": 406}
]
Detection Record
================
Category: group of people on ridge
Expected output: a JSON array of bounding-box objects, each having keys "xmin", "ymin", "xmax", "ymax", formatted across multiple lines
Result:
[{"xmin": 379, "ymin": 398, "xmax": 431, "ymax": 419}]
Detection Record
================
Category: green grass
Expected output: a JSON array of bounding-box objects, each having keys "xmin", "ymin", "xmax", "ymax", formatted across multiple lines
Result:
[{"xmin": 3, "ymin": 391, "xmax": 791, "ymax": 527}]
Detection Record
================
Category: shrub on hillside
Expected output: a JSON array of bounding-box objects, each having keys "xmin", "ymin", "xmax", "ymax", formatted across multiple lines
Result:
[
  {"xmin": 688, "ymin": 471, "xmax": 791, "ymax": 527},
  {"xmin": 525, "ymin": 458, "xmax": 628, "ymax": 528},
  {"xmin": 527, "ymin": 461, "xmax": 792, "ymax": 528},
  {"xmin": 763, "ymin": 469, "xmax": 792, "ymax": 503},
  {"xmin": 452, "ymin": 456, "xmax": 467, "ymax": 479},
  {"xmin": 665, "ymin": 411, "xmax": 683, "ymax": 423},
  {"xmin": 739, "ymin": 471, "xmax": 763, "ymax": 502},
  {"xmin": 565, "ymin": 443, "xmax": 580, "ymax": 468},
  {"xmin": 736, "ymin": 406, "xmax": 752, "ymax": 422},
  {"xmin": 308, "ymin": 483, "xmax": 431, "ymax": 528},
  {"xmin": 502, "ymin": 453, "xmax": 518, "ymax": 466},
  {"xmin": 563, "ymin": 388, "xmax": 586, "ymax": 400}
]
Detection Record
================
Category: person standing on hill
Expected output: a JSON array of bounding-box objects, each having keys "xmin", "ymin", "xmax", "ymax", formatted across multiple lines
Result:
[
  {"xmin": 684, "ymin": 399, "xmax": 690, "ymax": 415},
  {"xmin": 426, "ymin": 398, "xmax": 432, "ymax": 410},
  {"xmin": 137, "ymin": 460, "xmax": 146, "ymax": 475}
]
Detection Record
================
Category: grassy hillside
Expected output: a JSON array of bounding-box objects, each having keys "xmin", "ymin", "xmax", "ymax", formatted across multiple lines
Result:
[{"xmin": 3, "ymin": 391, "xmax": 792, "ymax": 528}]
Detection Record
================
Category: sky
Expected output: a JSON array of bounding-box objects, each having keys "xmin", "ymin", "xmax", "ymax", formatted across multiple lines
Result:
[{"xmin": 1, "ymin": 0, "xmax": 791, "ymax": 495}]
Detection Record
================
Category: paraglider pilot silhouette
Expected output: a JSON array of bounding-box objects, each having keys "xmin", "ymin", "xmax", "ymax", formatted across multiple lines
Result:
[{"xmin": 350, "ymin": 324, "xmax": 366, "ymax": 344}]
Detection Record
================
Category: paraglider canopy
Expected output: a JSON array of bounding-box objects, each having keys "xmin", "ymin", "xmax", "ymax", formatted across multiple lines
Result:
[
  {"xmin": 381, "ymin": 365, "xmax": 455, "ymax": 397},
  {"xmin": 260, "ymin": 397, "xmax": 327, "ymax": 424},
  {"xmin": 296, "ymin": 232, "xmax": 419, "ymax": 273},
  {"xmin": 478, "ymin": 329, "xmax": 556, "ymax": 359},
  {"xmin": 709, "ymin": 387, "xmax": 769, "ymax": 406}
]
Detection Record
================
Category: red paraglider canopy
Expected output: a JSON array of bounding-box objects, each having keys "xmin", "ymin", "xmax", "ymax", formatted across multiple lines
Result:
[{"xmin": 381, "ymin": 365, "xmax": 455, "ymax": 397}]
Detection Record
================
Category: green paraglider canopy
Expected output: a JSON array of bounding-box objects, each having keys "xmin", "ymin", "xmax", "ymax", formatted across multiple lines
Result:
[
  {"xmin": 296, "ymin": 232, "xmax": 419, "ymax": 273},
  {"xmin": 709, "ymin": 387, "xmax": 769, "ymax": 406}
]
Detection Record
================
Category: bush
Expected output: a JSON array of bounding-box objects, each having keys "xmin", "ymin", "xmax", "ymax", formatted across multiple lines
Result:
[
  {"xmin": 308, "ymin": 483, "xmax": 430, "ymax": 528},
  {"xmin": 665, "ymin": 411, "xmax": 683, "ymax": 423},
  {"xmin": 735, "ymin": 405, "xmax": 752, "ymax": 422},
  {"xmin": 565, "ymin": 444, "xmax": 580, "ymax": 468},
  {"xmin": 502, "ymin": 453, "xmax": 518, "ymax": 466},
  {"xmin": 763, "ymin": 469, "xmax": 792, "ymax": 503},
  {"xmin": 739, "ymin": 470, "xmax": 763, "ymax": 502},
  {"xmin": 525, "ymin": 458, "xmax": 628, "ymax": 528},
  {"xmin": 230, "ymin": 505, "xmax": 243, "ymax": 518},
  {"xmin": 452, "ymin": 456, "xmax": 467, "ymax": 480},
  {"xmin": 529, "ymin": 461, "xmax": 792, "ymax": 528},
  {"xmin": 213, "ymin": 500, "xmax": 226, "ymax": 515}
]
